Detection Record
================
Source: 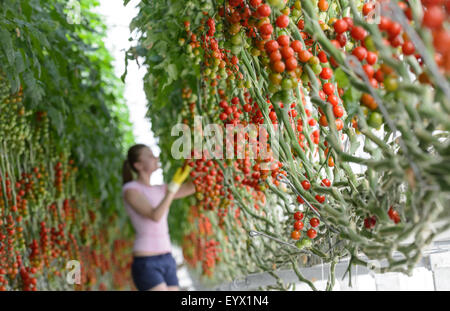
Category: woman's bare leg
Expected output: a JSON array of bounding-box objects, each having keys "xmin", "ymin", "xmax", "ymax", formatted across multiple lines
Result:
[
  {"xmin": 147, "ymin": 282, "xmax": 168, "ymax": 291},
  {"xmin": 166, "ymin": 286, "xmax": 179, "ymax": 291}
]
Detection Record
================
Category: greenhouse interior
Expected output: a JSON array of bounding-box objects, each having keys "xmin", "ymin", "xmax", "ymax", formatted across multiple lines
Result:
[{"xmin": 0, "ymin": 0, "xmax": 449, "ymax": 293}]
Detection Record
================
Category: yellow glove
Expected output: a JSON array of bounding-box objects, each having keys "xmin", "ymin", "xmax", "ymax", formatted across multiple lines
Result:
[{"xmin": 168, "ymin": 165, "xmax": 191, "ymax": 193}]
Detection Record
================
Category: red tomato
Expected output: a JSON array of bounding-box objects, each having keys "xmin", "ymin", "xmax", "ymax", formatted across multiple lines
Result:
[
  {"xmin": 321, "ymin": 178, "xmax": 331, "ymax": 187},
  {"xmin": 301, "ymin": 180, "xmax": 311, "ymax": 190},
  {"xmin": 277, "ymin": 35, "xmax": 290, "ymax": 47},
  {"xmin": 318, "ymin": 0, "xmax": 329, "ymax": 12},
  {"xmin": 379, "ymin": 16, "xmax": 391, "ymax": 31},
  {"xmin": 260, "ymin": 23, "xmax": 273, "ymax": 35},
  {"xmin": 299, "ymin": 50, "xmax": 312, "ymax": 62},
  {"xmin": 320, "ymin": 67, "xmax": 333, "ymax": 80},
  {"xmin": 257, "ymin": 4, "xmax": 271, "ymax": 17},
  {"xmin": 270, "ymin": 50, "xmax": 282, "ymax": 63},
  {"xmin": 387, "ymin": 21, "xmax": 402, "ymax": 38},
  {"xmin": 315, "ymin": 194, "xmax": 325, "ymax": 203},
  {"xmin": 335, "ymin": 118, "xmax": 344, "ymax": 131},
  {"xmin": 337, "ymin": 33, "xmax": 347, "ymax": 46},
  {"xmin": 402, "ymin": 41, "xmax": 415, "ymax": 55},
  {"xmin": 334, "ymin": 19, "xmax": 348, "ymax": 34},
  {"xmin": 362, "ymin": 2, "xmax": 375, "ymax": 16},
  {"xmin": 280, "ymin": 46, "xmax": 294, "ymax": 59},
  {"xmin": 265, "ymin": 40, "xmax": 279, "ymax": 53},
  {"xmin": 333, "ymin": 105, "xmax": 344, "ymax": 118},
  {"xmin": 422, "ymin": 5, "xmax": 445, "ymax": 29},
  {"xmin": 343, "ymin": 17, "xmax": 354, "ymax": 30},
  {"xmin": 318, "ymin": 90, "xmax": 326, "ymax": 100},
  {"xmin": 351, "ymin": 26, "xmax": 367, "ymax": 41},
  {"xmin": 318, "ymin": 51, "xmax": 328, "ymax": 63},
  {"xmin": 249, "ymin": 0, "xmax": 262, "ymax": 8},
  {"xmin": 219, "ymin": 112, "xmax": 228, "ymax": 120},
  {"xmin": 269, "ymin": 111, "xmax": 277, "ymax": 121},
  {"xmin": 291, "ymin": 230, "xmax": 301, "ymax": 240},
  {"xmin": 272, "ymin": 60, "xmax": 285, "ymax": 73},
  {"xmin": 363, "ymin": 64, "xmax": 374, "ymax": 79},
  {"xmin": 352, "ymin": 46, "xmax": 367, "ymax": 61},
  {"xmin": 294, "ymin": 220, "xmax": 304, "ymax": 231},
  {"xmin": 291, "ymin": 40, "xmax": 302, "ymax": 53},
  {"xmin": 323, "ymin": 83, "xmax": 335, "ymax": 95},
  {"xmin": 327, "ymin": 94, "xmax": 339, "ymax": 106},
  {"xmin": 276, "ymin": 15, "xmax": 289, "ymax": 28},
  {"xmin": 310, "ymin": 217, "xmax": 320, "ymax": 227},
  {"xmin": 366, "ymin": 51, "xmax": 377, "ymax": 65},
  {"xmin": 307, "ymin": 228, "xmax": 317, "ymax": 239},
  {"xmin": 285, "ymin": 57, "xmax": 298, "ymax": 71}
]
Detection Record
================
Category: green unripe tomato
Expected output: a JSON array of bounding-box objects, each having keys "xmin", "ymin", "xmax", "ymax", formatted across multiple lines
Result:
[
  {"xmin": 251, "ymin": 48, "xmax": 261, "ymax": 57},
  {"xmin": 384, "ymin": 75, "xmax": 399, "ymax": 92},
  {"xmin": 312, "ymin": 63, "xmax": 322, "ymax": 74},
  {"xmin": 278, "ymin": 30, "xmax": 289, "ymax": 37},
  {"xmin": 301, "ymin": 72, "xmax": 310, "ymax": 83},
  {"xmin": 231, "ymin": 45, "xmax": 242, "ymax": 55},
  {"xmin": 296, "ymin": 238, "xmax": 312, "ymax": 249},
  {"xmin": 364, "ymin": 36, "xmax": 376, "ymax": 52},
  {"xmin": 268, "ymin": 0, "xmax": 285, "ymax": 9},
  {"xmin": 261, "ymin": 57, "xmax": 270, "ymax": 66},
  {"xmin": 231, "ymin": 34, "xmax": 243, "ymax": 46},
  {"xmin": 291, "ymin": 9, "xmax": 301, "ymax": 18},
  {"xmin": 291, "ymin": 77, "xmax": 299, "ymax": 88},
  {"xmin": 302, "ymin": 239, "xmax": 312, "ymax": 248},
  {"xmin": 345, "ymin": 41, "xmax": 354, "ymax": 51},
  {"xmin": 308, "ymin": 56, "xmax": 320, "ymax": 66},
  {"xmin": 281, "ymin": 78, "xmax": 293, "ymax": 90},
  {"xmin": 361, "ymin": 106, "xmax": 369, "ymax": 117},
  {"xmin": 269, "ymin": 72, "xmax": 283, "ymax": 85},
  {"xmin": 268, "ymin": 82, "xmax": 280, "ymax": 93},
  {"xmin": 368, "ymin": 111, "xmax": 383, "ymax": 129},
  {"xmin": 280, "ymin": 90, "xmax": 291, "ymax": 104}
]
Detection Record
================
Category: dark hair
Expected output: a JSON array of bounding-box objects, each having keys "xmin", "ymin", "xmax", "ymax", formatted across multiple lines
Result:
[{"xmin": 122, "ymin": 144, "xmax": 148, "ymax": 185}]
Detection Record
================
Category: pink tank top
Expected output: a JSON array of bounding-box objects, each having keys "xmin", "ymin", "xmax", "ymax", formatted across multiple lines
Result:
[{"xmin": 122, "ymin": 181, "xmax": 172, "ymax": 254}]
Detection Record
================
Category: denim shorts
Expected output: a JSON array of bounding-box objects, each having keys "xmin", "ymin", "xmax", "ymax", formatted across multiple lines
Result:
[{"xmin": 131, "ymin": 253, "xmax": 179, "ymax": 290}]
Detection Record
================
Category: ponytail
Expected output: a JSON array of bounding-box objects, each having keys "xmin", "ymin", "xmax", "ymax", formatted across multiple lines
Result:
[
  {"xmin": 123, "ymin": 144, "xmax": 148, "ymax": 185},
  {"xmin": 122, "ymin": 160, "xmax": 134, "ymax": 185}
]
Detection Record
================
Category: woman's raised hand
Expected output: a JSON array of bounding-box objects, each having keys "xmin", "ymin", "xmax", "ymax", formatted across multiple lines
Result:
[{"xmin": 167, "ymin": 165, "xmax": 191, "ymax": 194}]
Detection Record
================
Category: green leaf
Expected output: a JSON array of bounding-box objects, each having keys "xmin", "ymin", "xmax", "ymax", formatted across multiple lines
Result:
[
  {"xmin": 0, "ymin": 27, "xmax": 15, "ymax": 65},
  {"xmin": 334, "ymin": 67, "xmax": 350, "ymax": 88},
  {"xmin": 167, "ymin": 63, "xmax": 178, "ymax": 81},
  {"xmin": 47, "ymin": 106, "xmax": 64, "ymax": 136}
]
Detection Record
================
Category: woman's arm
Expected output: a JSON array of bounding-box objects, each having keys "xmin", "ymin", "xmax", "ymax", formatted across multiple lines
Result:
[
  {"xmin": 172, "ymin": 180, "xmax": 196, "ymax": 199},
  {"xmin": 124, "ymin": 188, "xmax": 176, "ymax": 222}
]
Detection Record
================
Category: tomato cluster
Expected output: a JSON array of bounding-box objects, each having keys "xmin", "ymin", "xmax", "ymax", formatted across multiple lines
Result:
[{"xmin": 0, "ymin": 81, "xmax": 134, "ymax": 290}]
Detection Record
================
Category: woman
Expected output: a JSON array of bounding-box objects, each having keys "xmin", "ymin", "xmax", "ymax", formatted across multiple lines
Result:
[{"xmin": 122, "ymin": 144, "xmax": 195, "ymax": 291}]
